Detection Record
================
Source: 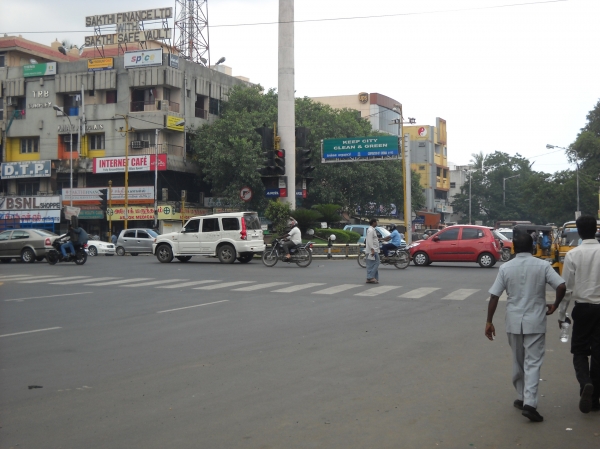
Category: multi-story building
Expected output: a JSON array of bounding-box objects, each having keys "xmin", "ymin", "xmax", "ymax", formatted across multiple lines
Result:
[{"xmin": 1, "ymin": 36, "xmax": 250, "ymax": 236}]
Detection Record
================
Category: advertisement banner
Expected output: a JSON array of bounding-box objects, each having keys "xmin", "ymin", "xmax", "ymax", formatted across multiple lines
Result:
[
  {"xmin": 124, "ymin": 48, "xmax": 163, "ymax": 68},
  {"xmin": 166, "ymin": 115, "xmax": 184, "ymax": 131},
  {"xmin": 0, "ymin": 195, "xmax": 62, "ymax": 223},
  {"xmin": 0, "ymin": 210, "xmax": 61, "ymax": 223},
  {"xmin": 93, "ymin": 154, "xmax": 167, "ymax": 174},
  {"xmin": 157, "ymin": 205, "xmax": 211, "ymax": 221},
  {"xmin": 106, "ymin": 206, "xmax": 155, "ymax": 221},
  {"xmin": 23, "ymin": 62, "xmax": 57, "ymax": 77},
  {"xmin": 87, "ymin": 57, "xmax": 114, "ymax": 72},
  {"xmin": 62, "ymin": 186, "xmax": 154, "ymax": 204},
  {"xmin": 321, "ymin": 135, "xmax": 399, "ymax": 163},
  {"xmin": 1, "ymin": 160, "xmax": 51, "ymax": 179}
]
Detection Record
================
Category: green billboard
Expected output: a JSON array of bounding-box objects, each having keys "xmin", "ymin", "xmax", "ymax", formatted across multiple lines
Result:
[
  {"xmin": 321, "ymin": 135, "xmax": 399, "ymax": 163},
  {"xmin": 23, "ymin": 62, "xmax": 57, "ymax": 78}
]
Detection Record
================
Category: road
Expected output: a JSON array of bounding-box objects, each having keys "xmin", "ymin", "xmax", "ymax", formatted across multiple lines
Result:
[{"xmin": 1, "ymin": 255, "xmax": 598, "ymax": 448}]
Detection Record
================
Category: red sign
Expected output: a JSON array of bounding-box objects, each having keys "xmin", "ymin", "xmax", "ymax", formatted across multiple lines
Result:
[
  {"xmin": 240, "ymin": 186, "xmax": 252, "ymax": 202},
  {"xmin": 279, "ymin": 188, "xmax": 287, "ymax": 197},
  {"xmin": 93, "ymin": 154, "xmax": 167, "ymax": 173}
]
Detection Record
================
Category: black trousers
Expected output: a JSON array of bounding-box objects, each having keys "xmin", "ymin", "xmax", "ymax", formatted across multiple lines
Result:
[
  {"xmin": 282, "ymin": 241, "xmax": 296, "ymax": 255},
  {"xmin": 571, "ymin": 302, "xmax": 600, "ymax": 401}
]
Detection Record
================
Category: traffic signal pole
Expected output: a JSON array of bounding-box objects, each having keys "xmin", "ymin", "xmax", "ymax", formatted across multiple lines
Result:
[{"xmin": 278, "ymin": 0, "xmax": 295, "ymax": 208}]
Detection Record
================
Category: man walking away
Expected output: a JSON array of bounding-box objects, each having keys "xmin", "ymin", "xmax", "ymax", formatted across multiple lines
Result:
[
  {"xmin": 558, "ymin": 215, "xmax": 600, "ymax": 413},
  {"xmin": 485, "ymin": 233, "xmax": 566, "ymax": 422},
  {"xmin": 365, "ymin": 218, "xmax": 380, "ymax": 284}
]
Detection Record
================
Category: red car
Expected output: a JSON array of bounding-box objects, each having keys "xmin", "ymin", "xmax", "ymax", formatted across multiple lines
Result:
[{"xmin": 408, "ymin": 225, "xmax": 502, "ymax": 268}]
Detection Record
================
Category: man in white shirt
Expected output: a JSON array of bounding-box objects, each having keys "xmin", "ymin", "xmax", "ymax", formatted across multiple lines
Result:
[
  {"xmin": 281, "ymin": 219, "xmax": 302, "ymax": 260},
  {"xmin": 558, "ymin": 215, "xmax": 600, "ymax": 413},
  {"xmin": 365, "ymin": 218, "xmax": 380, "ymax": 284}
]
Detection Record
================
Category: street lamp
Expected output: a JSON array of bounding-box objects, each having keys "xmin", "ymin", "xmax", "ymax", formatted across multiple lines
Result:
[
  {"xmin": 503, "ymin": 174, "xmax": 520, "ymax": 206},
  {"xmin": 546, "ymin": 144, "xmax": 579, "ymax": 215},
  {"xmin": 53, "ymin": 105, "xmax": 73, "ymax": 206}
]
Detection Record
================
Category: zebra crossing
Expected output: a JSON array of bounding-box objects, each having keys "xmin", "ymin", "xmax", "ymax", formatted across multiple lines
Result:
[{"xmin": 0, "ymin": 273, "xmax": 488, "ymax": 301}]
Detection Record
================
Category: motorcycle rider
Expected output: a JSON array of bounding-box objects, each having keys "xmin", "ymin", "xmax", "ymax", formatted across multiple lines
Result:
[
  {"xmin": 60, "ymin": 224, "xmax": 89, "ymax": 259},
  {"xmin": 381, "ymin": 225, "xmax": 405, "ymax": 257},
  {"xmin": 281, "ymin": 218, "xmax": 302, "ymax": 260}
]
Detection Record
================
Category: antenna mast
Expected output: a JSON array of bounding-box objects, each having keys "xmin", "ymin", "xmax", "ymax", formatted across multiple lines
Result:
[{"xmin": 174, "ymin": 0, "xmax": 210, "ymax": 66}]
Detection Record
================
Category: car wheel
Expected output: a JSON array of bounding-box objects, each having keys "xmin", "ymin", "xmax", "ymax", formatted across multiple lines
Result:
[
  {"xmin": 500, "ymin": 248, "xmax": 510, "ymax": 262},
  {"xmin": 88, "ymin": 245, "xmax": 98, "ymax": 257},
  {"xmin": 116, "ymin": 246, "xmax": 125, "ymax": 256},
  {"xmin": 156, "ymin": 244, "xmax": 173, "ymax": 263},
  {"xmin": 237, "ymin": 254, "xmax": 253, "ymax": 263},
  {"xmin": 217, "ymin": 244, "xmax": 236, "ymax": 264},
  {"xmin": 1, "ymin": 258, "xmax": 12, "ymax": 263},
  {"xmin": 478, "ymin": 252, "xmax": 496, "ymax": 268},
  {"xmin": 176, "ymin": 256, "xmax": 192, "ymax": 262},
  {"xmin": 21, "ymin": 248, "xmax": 36, "ymax": 263},
  {"xmin": 413, "ymin": 251, "xmax": 429, "ymax": 266}
]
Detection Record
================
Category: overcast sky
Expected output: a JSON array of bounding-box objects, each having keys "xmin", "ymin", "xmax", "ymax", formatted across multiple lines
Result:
[{"xmin": 2, "ymin": 0, "xmax": 598, "ymax": 173}]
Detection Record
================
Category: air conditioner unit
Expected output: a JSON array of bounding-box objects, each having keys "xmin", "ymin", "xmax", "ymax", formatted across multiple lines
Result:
[
  {"xmin": 6, "ymin": 97, "xmax": 13, "ymax": 106},
  {"xmin": 131, "ymin": 140, "xmax": 143, "ymax": 149}
]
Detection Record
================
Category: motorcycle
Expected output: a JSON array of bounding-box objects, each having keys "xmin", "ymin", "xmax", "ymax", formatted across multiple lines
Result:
[
  {"xmin": 357, "ymin": 243, "xmax": 410, "ymax": 269},
  {"xmin": 262, "ymin": 238, "xmax": 314, "ymax": 268},
  {"xmin": 46, "ymin": 234, "xmax": 88, "ymax": 265}
]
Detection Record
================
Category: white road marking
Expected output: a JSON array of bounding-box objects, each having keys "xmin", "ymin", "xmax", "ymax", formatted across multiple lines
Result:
[
  {"xmin": 19, "ymin": 276, "xmax": 93, "ymax": 284},
  {"xmin": 0, "ymin": 327, "xmax": 62, "ymax": 338},
  {"xmin": 399, "ymin": 287, "xmax": 440, "ymax": 299},
  {"xmin": 156, "ymin": 280, "xmax": 221, "ymax": 289},
  {"xmin": 313, "ymin": 284, "xmax": 363, "ymax": 295},
  {"xmin": 84, "ymin": 278, "xmax": 152, "ymax": 286},
  {"xmin": 157, "ymin": 300, "xmax": 229, "ymax": 313},
  {"xmin": 354, "ymin": 285, "xmax": 400, "ymax": 297},
  {"xmin": 5, "ymin": 292, "xmax": 93, "ymax": 302},
  {"xmin": 271, "ymin": 283, "xmax": 326, "ymax": 293},
  {"xmin": 4, "ymin": 275, "xmax": 56, "ymax": 282},
  {"xmin": 442, "ymin": 289, "xmax": 480, "ymax": 300},
  {"xmin": 194, "ymin": 281, "xmax": 255, "ymax": 290},
  {"xmin": 0, "ymin": 275, "xmax": 33, "ymax": 280},
  {"xmin": 232, "ymin": 282, "xmax": 290, "ymax": 291},
  {"xmin": 121, "ymin": 279, "xmax": 188, "ymax": 287},
  {"xmin": 53, "ymin": 277, "xmax": 120, "ymax": 285}
]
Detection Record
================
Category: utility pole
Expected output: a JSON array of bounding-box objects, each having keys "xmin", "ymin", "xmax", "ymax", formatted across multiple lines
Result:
[
  {"xmin": 108, "ymin": 180, "xmax": 113, "ymax": 238},
  {"xmin": 278, "ymin": 0, "xmax": 295, "ymax": 208}
]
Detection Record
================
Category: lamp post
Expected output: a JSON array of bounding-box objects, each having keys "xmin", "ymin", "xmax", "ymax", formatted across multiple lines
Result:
[
  {"xmin": 114, "ymin": 114, "xmax": 130, "ymax": 228},
  {"xmin": 503, "ymin": 174, "xmax": 520, "ymax": 206},
  {"xmin": 546, "ymin": 144, "xmax": 579, "ymax": 216},
  {"xmin": 53, "ymin": 105, "xmax": 73, "ymax": 206}
]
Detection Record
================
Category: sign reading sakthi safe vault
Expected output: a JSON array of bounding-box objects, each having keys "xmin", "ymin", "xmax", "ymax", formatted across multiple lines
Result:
[{"xmin": 321, "ymin": 135, "xmax": 399, "ymax": 163}]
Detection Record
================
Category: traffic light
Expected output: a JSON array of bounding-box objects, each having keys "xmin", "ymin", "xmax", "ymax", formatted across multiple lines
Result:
[
  {"xmin": 257, "ymin": 149, "xmax": 275, "ymax": 176},
  {"xmin": 296, "ymin": 148, "xmax": 315, "ymax": 177},
  {"xmin": 255, "ymin": 126, "xmax": 274, "ymax": 151},
  {"xmin": 295, "ymin": 127, "xmax": 309, "ymax": 148},
  {"xmin": 98, "ymin": 188, "xmax": 108, "ymax": 212},
  {"xmin": 273, "ymin": 149, "xmax": 285, "ymax": 175},
  {"xmin": 256, "ymin": 126, "xmax": 277, "ymax": 178}
]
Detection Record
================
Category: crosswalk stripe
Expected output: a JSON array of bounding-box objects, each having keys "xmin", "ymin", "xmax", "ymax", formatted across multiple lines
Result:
[
  {"xmin": 354, "ymin": 285, "xmax": 400, "ymax": 297},
  {"xmin": 271, "ymin": 283, "xmax": 326, "ymax": 293},
  {"xmin": 399, "ymin": 287, "xmax": 440, "ymax": 299},
  {"xmin": 313, "ymin": 284, "xmax": 363, "ymax": 295},
  {"xmin": 121, "ymin": 279, "xmax": 188, "ymax": 288},
  {"xmin": 84, "ymin": 278, "xmax": 152, "ymax": 286},
  {"xmin": 6, "ymin": 275, "xmax": 55, "ymax": 282},
  {"xmin": 194, "ymin": 281, "xmax": 255, "ymax": 290},
  {"xmin": 19, "ymin": 276, "xmax": 93, "ymax": 284},
  {"xmin": 0, "ymin": 275, "xmax": 32, "ymax": 280},
  {"xmin": 232, "ymin": 282, "xmax": 290, "ymax": 291},
  {"xmin": 53, "ymin": 277, "xmax": 120, "ymax": 285},
  {"xmin": 442, "ymin": 289, "xmax": 480, "ymax": 300},
  {"xmin": 157, "ymin": 280, "xmax": 221, "ymax": 289}
]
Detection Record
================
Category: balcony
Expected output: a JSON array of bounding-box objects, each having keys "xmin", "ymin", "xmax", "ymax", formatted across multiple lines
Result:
[
  {"xmin": 165, "ymin": 100, "xmax": 179, "ymax": 113},
  {"xmin": 195, "ymin": 108, "xmax": 208, "ymax": 119},
  {"xmin": 130, "ymin": 101, "xmax": 158, "ymax": 112},
  {"xmin": 130, "ymin": 143, "xmax": 184, "ymax": 157}
]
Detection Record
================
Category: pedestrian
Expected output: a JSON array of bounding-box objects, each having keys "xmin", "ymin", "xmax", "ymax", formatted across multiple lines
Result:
[
  {"xmin": 365, "ymin": 218, "xmax": 380, "ymax": 284},
  {"xmin": 111, "ymin": 231, "xmax": 118, "ymax": 245},
  {"xmin": 558, "ymin": 215, "xmax": 600, "ymax": 413},
  {"xmin": 485, "ymin": 232, "xmax": 566, "ymax": 422}
]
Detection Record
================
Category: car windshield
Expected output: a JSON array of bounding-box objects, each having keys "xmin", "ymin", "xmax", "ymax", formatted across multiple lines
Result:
[
  {"xmin": 244, "ymin": 213, "xmax": 262, "ymax": 230},
  {"xmin": 376, "ymin": 227, "xmax": 391, "ymax": 238},
  {"xmin": 493, "ymin": 230, "xmax": 508, "ymax": 241},
  {"xmin": 32, "ymin": 229, "xmax": 58, "ymax": 236},
  {"xmin": 497, "ymin": 229, "xmax": 513, "ymax": 239},
  {"xmin": 146, "ymin": 229, "xmax": 159, "ymax": 238}
]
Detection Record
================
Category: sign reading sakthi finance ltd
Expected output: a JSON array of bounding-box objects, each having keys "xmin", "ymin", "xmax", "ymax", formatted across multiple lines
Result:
[{"xmin": 93, "ymin": 155, "xmax": 167, "ymax": 174}]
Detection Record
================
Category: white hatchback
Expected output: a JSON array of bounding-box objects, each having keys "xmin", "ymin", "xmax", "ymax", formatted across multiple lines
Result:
[{"xmin": 152, "ymin": 212, "xmax": 266, "ymax": 264}]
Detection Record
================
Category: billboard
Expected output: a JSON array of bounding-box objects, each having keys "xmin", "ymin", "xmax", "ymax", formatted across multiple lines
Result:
[
  {"xmin": 23, "ymin": 62, "xmax": 56, "ymax": 78},
  {"xmin": 124, "ymin": 48, "xmax": 163, "ymax": 69},
  {"xmin": 0, "ymin": 196, "xmax": 61, "ymax": 223},
  {"xmin": 1, "ymin": 161, "xmax": 51, "ymax": 179},
  {"xmin": 93, "ymin": 154, "xmax": 167, "ymax": 174},
  {"xmin": 62, "ymin": 186, "xmax": 154, "ymax": 204},
  {"xmin": 166, "ymin": 115, "xmax": 184, "ymax": 131},
  {"xmin": 87, "ymin": 58, "xmax": 114, "ymax": 72},
  {"xmin": 321, "ymin": 135, "xmax": 399, "ymax": 163}
]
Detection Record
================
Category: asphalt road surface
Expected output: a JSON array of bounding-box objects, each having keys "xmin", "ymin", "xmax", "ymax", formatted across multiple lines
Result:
[{"xmin": 1, "ymin": 255, "xmax": 598, "ymax": 448}]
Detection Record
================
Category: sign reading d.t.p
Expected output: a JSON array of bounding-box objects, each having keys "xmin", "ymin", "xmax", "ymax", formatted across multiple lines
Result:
[{"xmin": 1, "ymin": 161, "xmax": 51, "ymax": 179}]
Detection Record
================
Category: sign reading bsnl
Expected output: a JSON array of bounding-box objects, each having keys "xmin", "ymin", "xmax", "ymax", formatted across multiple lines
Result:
[
  {"xmin": 1, "ymin": 161, "xmax": 51, "ymax": 179},
  {"xmin": 124, "ymin": 48, "xmax": 163, "ymax": 68}
]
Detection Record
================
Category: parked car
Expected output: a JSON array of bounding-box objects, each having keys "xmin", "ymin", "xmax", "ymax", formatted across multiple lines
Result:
[
  {"xmin": 87, "ymin": 239, "xmax": 116, "ymax": 256},
  {"xmin": 496, "ymin": 227, "xmax": 513, "ymax": 240},
  {"xmin": 116, "ymin": 229, "xmax": 160, "ymax": 256},
  {"xmin": 342, "ymin": 224, "xmax": 391, "ymax": 244},
  {"xmin": 153, "ymin": 212, "xmax": 265, "ymax": 263},
  {"xmin": 408, "ymin": 225, "xmax": 502, "ymax": 268},
  {"xmin": 0, "ymin": 228, "xmax": 58, "ymax": 263}
]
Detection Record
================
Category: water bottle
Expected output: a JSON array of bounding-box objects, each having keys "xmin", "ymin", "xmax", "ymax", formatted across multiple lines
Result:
[{"xmin": 560, "ymin": 314, "xmax": 571, "ymax": 343}]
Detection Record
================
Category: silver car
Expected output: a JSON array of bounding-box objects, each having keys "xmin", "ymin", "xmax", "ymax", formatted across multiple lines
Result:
[
  {"xmin": 0, "ymin": 228, "xmax": 58, "ymax": 263},
  {"xmin": 116, "ymin": 228, "xmax": 159, "ymax": 256}
]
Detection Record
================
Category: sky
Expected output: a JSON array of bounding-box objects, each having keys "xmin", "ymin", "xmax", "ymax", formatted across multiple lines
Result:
[{"xmin": 2, "ymin": 0, "xmax": 599, "ymax": 173}]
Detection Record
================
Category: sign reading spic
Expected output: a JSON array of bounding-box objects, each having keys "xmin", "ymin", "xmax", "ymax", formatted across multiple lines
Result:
[{"xmin": 124, "ymin": 48, "xmax": 163, "ymax": 68}]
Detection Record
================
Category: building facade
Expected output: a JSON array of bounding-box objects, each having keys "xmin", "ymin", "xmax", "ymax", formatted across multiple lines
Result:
[{"xmin": 1, "ymin": 36, "xmax": 250, "ymax": 236}]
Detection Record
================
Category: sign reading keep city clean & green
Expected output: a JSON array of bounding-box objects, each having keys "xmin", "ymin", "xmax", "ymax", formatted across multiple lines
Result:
[{"xmin": 321, "ymin": 135, "xmax": 399, "ymax": 163}]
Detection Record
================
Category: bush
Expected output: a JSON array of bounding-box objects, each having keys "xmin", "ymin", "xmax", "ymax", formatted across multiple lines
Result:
[
  {"xmin": 265, "ymin": 201, "xmax": 292, "ymax": 235},
  {"xmin": 291, "ymin": 208, "xmax": 322, "ymax": 235},
  {"xmin": 314, "ymin": 228, "xmax": 361, "ymax": 244},
  {"xmin": 312, "ymin": 204, "xmax": 342, "ymax": 225}
]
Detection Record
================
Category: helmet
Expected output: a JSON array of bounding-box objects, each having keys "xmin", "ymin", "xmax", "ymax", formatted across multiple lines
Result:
[{"xmin": 389, "ymin": 225, "xmax": 396, "ymax": 232}]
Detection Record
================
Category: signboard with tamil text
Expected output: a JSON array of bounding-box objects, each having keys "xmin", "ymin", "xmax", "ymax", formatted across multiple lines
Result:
[
  {"xmin": 0, "ymin": 195, "xmax": 62, "ymax": 223},
  {"xmin": 62, "ymin": 186, "xmax": 154, "ymax": 205},
  {"xmin": 321, "ymin": 135, "xmax": 399, "ymax": 163}
]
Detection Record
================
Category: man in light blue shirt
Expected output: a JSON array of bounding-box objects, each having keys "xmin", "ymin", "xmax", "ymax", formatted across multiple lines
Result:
[
  {"xmin": 381, "ymin": 225, "xmax": 405, "ymax": 256},
  {"xmin": 485, "ymin": 232, "xmax": 566, "ymax": 422}
]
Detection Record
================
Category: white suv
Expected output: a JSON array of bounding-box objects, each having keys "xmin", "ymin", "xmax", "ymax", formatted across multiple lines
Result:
[{"xmin": 152, "ymin": 212, "xmax": 265, "ymax": 264}]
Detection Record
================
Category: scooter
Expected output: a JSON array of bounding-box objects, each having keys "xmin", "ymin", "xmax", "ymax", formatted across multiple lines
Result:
[
  {"xmin": 262, "ymin": 238, "xmax": 314, "ymax": 268},
  {"xmin": 46, "ymin": 234, "xmax": 88, "ymax": 265}
]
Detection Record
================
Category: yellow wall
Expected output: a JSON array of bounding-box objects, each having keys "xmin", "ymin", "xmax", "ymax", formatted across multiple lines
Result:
[
  {"xmin": 6, "ymin": 138, "xmax": 41, "ymax": 162},
  {"xmin": 412, "ymin": 162, "xmax": 431, "ymax": 189}
]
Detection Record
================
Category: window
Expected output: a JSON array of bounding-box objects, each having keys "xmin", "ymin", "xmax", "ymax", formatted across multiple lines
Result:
[
  {"xmin": 89, "ymin": 134, "xmax": 105, "ymax": 150},
  {"xmin": 89, "ymin": 90, "xmax": 95, "ymax": 97},
  {"xmin": 450, "ymin": 182, "xmax": 456, "ymax": 188},
  {"xmin": 0, "ymin": 231, "xmax": 11, "ymax": 241},
  {"xmin": 63, "ymin": 94, "xmax": 79, "ymax": 116},
  {"xmin": 436, "ymin": 167, "xmax": 442, "ymax": 176},
  {"xmin": 419, "ymin": 165, "xmax": 426, "ymax": 170},
  {"xmin": 184, "ymin": 219, "xmax": 200, "ymax": 233},
  {"xmin": 202, "ymin": 218, "xmax": 220, "ymax": 232},
  {"xmin": 437, "ymin": 228, "xmax": 459, "ymax": 241},
  {"xmin": 18, "ymin": 181, "xmax": 40, "ymax": 195},
  {"xmin": 123, "ymin": 230, "xmax": 136, "ymax": 238},
  {"xmin": 62, "ymin": 134, "xmax": 78, "ymax": 150},
  {"xmin": 163, "ymin": 88, "xmax": 171, "ymax": 101},
  {"xmin": 461, "ymin": 228, "xmax": 483, "ymax": 240},
  {"xmin": 243, "ymin": 214, "xmax": 261, "ymax": 230},
  {"xmin": 106, "ymin": 90, "xmax": 117, "ymax": 104},
  {"xmin": 137, "ymin": 231, "xmax": 150, "ymax": 239},
  {"xmin": 222, "ymin": 218, "xmax": 240, "ymax": 231},
  {"xmin": 0, "ymin": 54, "xmax": 5, "ymax": 67},
  {"xmin": 209, "ymin": 97, "xmax": 220, "ymax": 115},
  {"xmin": 11, "ymin": 231, "xmax": 29, "ymax": 240},
  {"xmin": 20, "ymin": 138, "xmax": 39, "ymax": 153},
  {"xmin": 351, "ymin": 227, "xmax": 365, "ymax": 236}
]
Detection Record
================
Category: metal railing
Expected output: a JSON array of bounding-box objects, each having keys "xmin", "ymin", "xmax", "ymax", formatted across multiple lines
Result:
[
  {"xmin": 130, "ymin": 101, "xmax": 157, "ymax": 112},
  {"xmin": 195, "ymin": 108, "xmax": 208, "ymax": 119},
  {"xmin": 166, "ymin": 101, "xmax": 179, "ymax": 113},
  {"xmin": 130, "ymin": 143, "xmax": 184, "ymax": 157}
]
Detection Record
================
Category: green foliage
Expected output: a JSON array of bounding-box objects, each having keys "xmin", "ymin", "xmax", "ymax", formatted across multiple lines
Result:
[
  {"xmin": 313, "ymin": 228, "xmax": 360, "ymax": 243},
  {"xmin": 311, "ymin": 204, "xmax": 341, "ymax": 224},
  {"xmin": 290, "ymin": 208, "xmax": 322, "ymax": 234},
  {"xmin": 264, "ymin": 200, "xmax": 292, "ymax": 235}
]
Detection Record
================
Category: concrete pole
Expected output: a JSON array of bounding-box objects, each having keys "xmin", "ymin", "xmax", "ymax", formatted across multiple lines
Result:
[
  {"xmin": 404, "ymin": 133, "xmax": 412, "ymax": 244},
  {"xmin": 278, "ymin": 0, "xmax": 295, "ymax": 208}
]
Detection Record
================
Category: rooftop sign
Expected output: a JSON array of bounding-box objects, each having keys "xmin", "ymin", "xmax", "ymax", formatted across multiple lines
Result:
[
  {"xmin": 85, "ymin": 8, "xmax": 173, "ymax": 26},
  {"xmin": 23, "ymin": 62, "xmax": 56, "ymax": 78}
]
